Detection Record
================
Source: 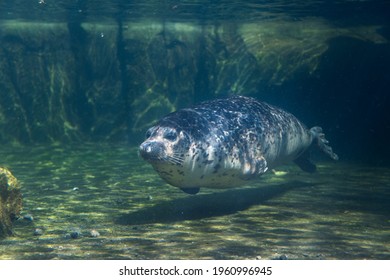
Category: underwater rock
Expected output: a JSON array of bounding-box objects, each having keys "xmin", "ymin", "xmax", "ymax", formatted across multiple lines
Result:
[{"xmin": 0, "ymin": 167, "xmax": 23, "ymax": 238}]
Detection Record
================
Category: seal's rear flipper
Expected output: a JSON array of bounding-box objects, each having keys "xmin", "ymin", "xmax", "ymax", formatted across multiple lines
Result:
[
  {"xmin": 310, "ymin": 127, "xmax": 339, "ymax": 160},
  {"xmin": 294, "ymin": 151, "xmax": 317, "ymax": 173}
]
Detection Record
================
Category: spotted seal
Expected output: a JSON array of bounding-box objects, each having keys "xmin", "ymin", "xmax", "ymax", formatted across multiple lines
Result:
[{"xmin": 139, "ymin": 96, "xmax": 338, "ymax": 194}]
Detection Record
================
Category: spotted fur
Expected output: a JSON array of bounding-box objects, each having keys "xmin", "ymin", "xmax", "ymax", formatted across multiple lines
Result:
[{"xmin": 139, "ymin": 96, "xmax": 338, "ymax": 194}]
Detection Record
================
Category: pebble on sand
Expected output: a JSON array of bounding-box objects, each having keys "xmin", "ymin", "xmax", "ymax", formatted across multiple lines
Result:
[
  {"xmin": 23, "ymin": 214, "xmax": 34, "ymax": 221},
  {"xmin": 33, "ymin": 228, "xmax": 43, "ymax": 236},
  {"xmin": 70, "ymin": 229, "xmax": 82, "ymax": 239},
  {"xmin": 89, "ymin": 229, "xmax": 100, "ymax": 237}
]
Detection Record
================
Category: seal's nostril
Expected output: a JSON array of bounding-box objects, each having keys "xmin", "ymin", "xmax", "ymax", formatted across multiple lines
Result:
[
  {"xmin": 139, "ymin": 141, "xmax": 164, "ymax": 161},
  {"xmin": 139, "ymin": 142, "xmax": 149, "ymax": 156}
]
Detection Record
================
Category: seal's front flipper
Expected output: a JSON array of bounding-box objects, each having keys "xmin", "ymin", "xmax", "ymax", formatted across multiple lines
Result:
[
  {"xmin": 180, "ymin": 187, "xmax": 200, "ymax": 195},
  {"xmin": 294, "ymin": 151, "xmax": 316, "ymax": 173},
  {"xmin": 310, "ymin": 127, "xmax": 339, "ymax": 160},
  {"xmin": 241, "ymin": 156, "xmax": 268, "ymax": 179}
]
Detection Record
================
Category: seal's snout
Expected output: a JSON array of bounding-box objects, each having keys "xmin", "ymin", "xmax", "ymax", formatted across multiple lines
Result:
[{"xmin": 139, "ymin": 141, "xmax": 165, "ymax": 161}]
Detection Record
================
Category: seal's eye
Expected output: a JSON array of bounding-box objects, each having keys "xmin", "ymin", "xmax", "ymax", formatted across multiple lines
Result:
[
  {"xmin": 164, "ymin": 130, "xmax": 177, "ymax": 141},
  {"xmin": 145, "ymin": 128, "xmax": 154, "ymax": 139}
]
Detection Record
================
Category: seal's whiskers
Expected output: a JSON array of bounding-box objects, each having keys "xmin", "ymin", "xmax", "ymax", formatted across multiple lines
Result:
[{"xmin": 165, "ymin": 154, "xmax": 184, "ymax": 165}]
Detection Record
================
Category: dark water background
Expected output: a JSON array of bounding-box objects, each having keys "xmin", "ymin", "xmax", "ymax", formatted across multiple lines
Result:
[{"xmin": 0, "ymin": 1, "xmax": 389, "ymax": 259}]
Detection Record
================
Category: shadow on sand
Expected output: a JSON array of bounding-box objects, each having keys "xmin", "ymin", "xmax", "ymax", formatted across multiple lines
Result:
[{"xmin": 116, "ymin": 181, "xmax": 317, "ymax": 225}]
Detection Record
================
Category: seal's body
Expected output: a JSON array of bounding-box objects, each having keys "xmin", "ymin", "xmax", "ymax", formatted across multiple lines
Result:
[{"xmin": 139, "ymin": 96, "xmax": 338, "ymax": 194}]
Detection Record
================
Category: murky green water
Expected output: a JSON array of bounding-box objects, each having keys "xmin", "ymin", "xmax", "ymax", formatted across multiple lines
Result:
[{"xmin": 0, "ymin": 143, "xmax": 388, "ymax": 259}]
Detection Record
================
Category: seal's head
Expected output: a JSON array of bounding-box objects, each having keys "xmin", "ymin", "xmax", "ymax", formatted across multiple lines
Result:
[
  {"xmin": 139, "ymin": 109, "xmax": 215, "ymax": 193},
  {"xmin": 139, "ymin": 125, "xmax": 190, "ymax": 166},
  {"xmin": 139, "ymin": 109, "xmax": 208, "ymax": 167}
]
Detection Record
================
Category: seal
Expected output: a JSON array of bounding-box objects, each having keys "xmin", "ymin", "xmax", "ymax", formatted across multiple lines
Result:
[{"xmin": 139, "ymin": 96, "xmax": 338, "ymax": 194}]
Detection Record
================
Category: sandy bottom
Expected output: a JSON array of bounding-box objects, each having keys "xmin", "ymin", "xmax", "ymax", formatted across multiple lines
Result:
[{"xmin": 0, "ymin": 143, "xmax": 388, "ymax": 259}]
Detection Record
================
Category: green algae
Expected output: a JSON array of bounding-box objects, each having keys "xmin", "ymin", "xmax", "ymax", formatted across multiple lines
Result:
[
  {"xmin": 0, "ymin": 143, "xmax": 388, "ymax": 259},
  {"xmin": 0, "ymin": 19, "xmax": 387, "ymax": 144}
]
